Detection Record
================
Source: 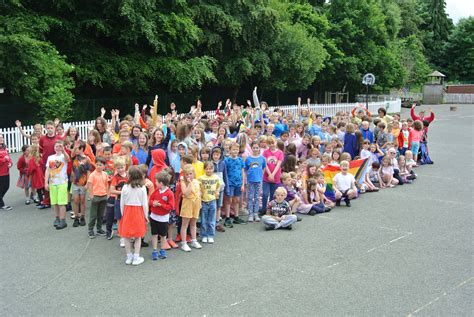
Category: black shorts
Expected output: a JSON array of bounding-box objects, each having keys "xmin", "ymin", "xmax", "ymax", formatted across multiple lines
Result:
[{"xmin": 150, "ymin": 218, "xmax": 168, "ymax": 236}]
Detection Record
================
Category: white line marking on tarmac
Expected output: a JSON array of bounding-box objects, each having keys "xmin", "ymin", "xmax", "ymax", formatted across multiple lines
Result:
[
  {"xmin": 390, "ymin": 192, "xmax": 474, "ymax": 207},
  {"xmin": 326, "ymin": 262, "xmax": 340, "ymax": 268},
  {"xmin": 406, "ymin": 277, "xmax": 473, "ymax": 316},
  {"xmin": 366, "ymin": 232, "xmax": 413, "ymax": 253},
  {"xmin": 229, "ymin": 299, "xmax": 246, "ymax": 307},
  {"xmin": 421, "ymin": 174, "xmax": 454, "ymax": 180},
  {"xmin": 318, "ymin": 215, "xmax": 333, "ymax": 220}
]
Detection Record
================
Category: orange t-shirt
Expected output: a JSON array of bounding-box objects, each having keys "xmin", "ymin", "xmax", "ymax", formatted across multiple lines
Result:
[
  {"xmin": 112, "ymin": 143, "xmax": 121, "ymax": 154},
  {"xmin": 87, "ymin": 170, "xmax": 109, "ymax": 196}
]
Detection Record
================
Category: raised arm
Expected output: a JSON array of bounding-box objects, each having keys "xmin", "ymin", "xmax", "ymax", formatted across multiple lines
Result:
[{"xmin": 151, "ymin": 95, "xmax": 158, "ymax": 127}]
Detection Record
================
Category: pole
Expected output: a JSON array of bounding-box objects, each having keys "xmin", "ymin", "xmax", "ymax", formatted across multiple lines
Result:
[{"xmin": 365, "ymin": 84, "xmax": 369, "ymax": 109}]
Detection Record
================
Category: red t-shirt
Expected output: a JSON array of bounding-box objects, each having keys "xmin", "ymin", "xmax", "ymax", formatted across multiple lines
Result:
[
  {"xmin": 149, "ymin": 188, "xmax": 175, "ymax": 216},
  {"xmin": 39, "ymin": 134, "xmax": 59, "ymax": 167},
  {"xmin": 110, "ymin": 174, "xmax": 128, "ymax": 199}
]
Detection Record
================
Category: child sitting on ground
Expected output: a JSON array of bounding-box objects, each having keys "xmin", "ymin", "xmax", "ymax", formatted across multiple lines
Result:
[
  {"xmin": 333, "ymin": 160, "xmax": 357, "ymax": 207},
  {"xmin": 262, "ymin": 187, "xmax": 297, "ymax": 230}
]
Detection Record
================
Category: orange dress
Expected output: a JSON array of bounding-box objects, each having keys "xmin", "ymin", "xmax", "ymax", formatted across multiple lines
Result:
[{"xmin": 119, "ymin": 206, "xmax": 147, "ymax": 238}]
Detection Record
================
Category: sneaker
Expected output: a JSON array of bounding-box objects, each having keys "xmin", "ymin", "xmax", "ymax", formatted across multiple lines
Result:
[
  {"xmin": 308, "ymin": 209, "xmax": 317, "ymax": 216},
  {"xmin": 112, "ymin": 223, "xmax": 118, "ymax": 230},
  {"xmin": 224, "ymin": 218, "xmax": 233, "ymax": 228},
  {"xmin": 168, "ymin": 239, "xmax": 178, "ymax": 249},
  {"xmin": 37, "ymin": 204, "xmax": 50, "ymax": 210},
  {"xmin": 66, "ymin": 203, "xmax": 72, "ymax": 212},
  {"xmin": 208, "ymin": 237, "xmax": 214, "ymax": 244},
  {"xmin": 125, "ymin": 255, "xmax": 133, "ymax": 265},
  {"xmin": 25, "ymin": 199, "xmax": 31, "ymax": 205},
  {"xmin": 53, "ymin": 218, "xmax": 60, "ymax": 227},
  {"xmin": 106, "ymin": 231, "xmax": 114, "ymax": 240},
  {"xmin": 296, "ymin": 215, "xmax": 302, "ymax": 222},
  {"xmin": 158, "ymin": 249, "xmax": 167, "ymax": 259},
  {"xmin": 33, "ymin": 198, "xmax": 40, "ymax": 204},
  {"xmin": 79, "ymin": 217, "xmax": 86, "ymax": 226},
  {"xmin": 73, "ymin": 218, "xmax": 80, "ymax": 227},
  {"xmin": 190, "ymin": 240, "xmax": 202, "ymax": 249},
  {"xmin": 96, "ymin": 229, "xmax": 106, "ymax": 236},
  {"xmin": 1, "ymin": 205, "xmax": 12, "ymax": 211},
  {"xmin": 335, "ymin": 200, "xmax": 341, "ymax": 207},
  {"xmin": 88, "ymin": 230, "xmax": 96, "ymax": 239},
  {"xmin": 344, "ymin": 198, "xmax": 351, "ymax": 207},
  {"xmin": 324, "ymin": 207, "xmax": 332, "ymax": 213},
  {"xmin": 175, "ymin": 234, "xmax": 182, "ymax": 242},
  {"xmin": 248, "ymin": 214, "xmax": 254, "ymax": 222},
  {"xmin": 216, "ymin": 223, "xmax": 226, "ymax": 232},
  {"xmin": 120, "ymin": 238, "xmax": 125, "ymax": 247},
  {"xmin": 233, "ymin": 217, "xmax": 245, "ymax": 224},
  {"xmin": 152, "ymin": 250, "xmax": 159, "ymax": 261},
  {"xmin": 254, "ymin": 214, "xmax": 261, "ymax": 222},
  {"xmin": 56, "ymin": 220, "xmax": 67, "ymax": 230},
  {"xmin": 141, "ymin": 239, "xmax": 149, "ymax": 247},
  {"xmin": 265, "ymin": 224, "xmax": 276, "ymax": 231},
  {"xmin": 202, "ymin": 237, "xmax": 208, "ymax": 243},
  {"xmin": 284, "ymin": 225, "xmax": 293, "ymax": 230},
  {"xmin": 181, "ymin": 243, "xmax": 191, "ymax": 252},
  {"xmin": 70, "ymin": 211, "xmax": 75, "ymax": 219},
  {"xmin": 132, "ymin": 256, "xmax": 144, "ymax": 266}
]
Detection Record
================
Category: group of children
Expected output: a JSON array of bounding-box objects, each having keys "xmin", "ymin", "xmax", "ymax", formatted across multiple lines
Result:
[{"xmin": 0, "ymin": 95, "xmax": 434, "ymax": 266}]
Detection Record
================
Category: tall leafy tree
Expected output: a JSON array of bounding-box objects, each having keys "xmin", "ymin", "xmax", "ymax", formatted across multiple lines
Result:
[
  {"xmin": 0, "ymin": 1, "xmax": 75, "ymax": 120},
  {"xmin": 442, "ymin": 17, "xmax": 474, "ymax": 81}
]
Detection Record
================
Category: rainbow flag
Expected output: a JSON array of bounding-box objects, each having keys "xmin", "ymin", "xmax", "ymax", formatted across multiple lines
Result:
[{"xmin": 321, "ymin": 158, "xmax": 370, "ymax": 201}]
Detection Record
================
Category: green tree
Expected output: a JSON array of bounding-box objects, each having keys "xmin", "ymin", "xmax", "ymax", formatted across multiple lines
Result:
[
  {"xmin": 442, "ymin": 17, "xmax": 474, "ymax": 81},
  {"xmin": 418, "ymin": 0, "xmax": 454, "ymax": 67},
  {"xmin": 0, "ymin": 2, "xmax": 75, "ymax": 120},
  {"xmin": 396, "ymin": 35, "xmax": 431, "ymax": 86}
]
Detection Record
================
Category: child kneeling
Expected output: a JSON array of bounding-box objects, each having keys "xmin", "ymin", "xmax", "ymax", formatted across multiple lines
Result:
[{"xmin": 262, "ymin": 187, "xmax": 297, "ymax": 230}]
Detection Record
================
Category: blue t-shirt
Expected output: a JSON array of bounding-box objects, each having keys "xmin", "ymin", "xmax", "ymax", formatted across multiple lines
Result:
[
  {"xmin": 224, "ymin": 156, "xmax": 244, "ymax": 187},
  {"xmin": 245, "ymin": 155, "xmax": 266, "ymax": 183},
  {"xmin": 273, "ymin": 123, "xmax": 288, "ymax": 138}
]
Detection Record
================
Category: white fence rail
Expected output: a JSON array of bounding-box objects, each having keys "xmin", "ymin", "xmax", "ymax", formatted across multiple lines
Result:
[
  {"xmin": 1, "ymin": 99, "xmax": 401, "ymax": 153},
  {"xmin": 443, "ymin": 93, "xmax": 474, "ymax": 104}
]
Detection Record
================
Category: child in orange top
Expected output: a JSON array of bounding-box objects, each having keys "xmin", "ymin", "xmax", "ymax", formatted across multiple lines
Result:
[
  {"xmin": 86, "ymin": 157, "xmax": 109, "ymax": 238},
  {"xmin": 149, "ymin": 171, "xmax": 175, "ymax": 260}
]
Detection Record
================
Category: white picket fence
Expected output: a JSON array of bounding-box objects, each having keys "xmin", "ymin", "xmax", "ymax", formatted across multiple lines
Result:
[
  {"xmin": 1, "ymin": 99, "xmax": 401, "ymax": 153},
  {"xmin": 443, "ymin": 93, "xmax": 474, "ymax": 104}
]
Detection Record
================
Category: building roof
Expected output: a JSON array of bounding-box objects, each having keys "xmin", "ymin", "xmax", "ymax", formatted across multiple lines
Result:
[{"xmin": 428, "ymin": 70, "xmax": 446, "ymax": 77}]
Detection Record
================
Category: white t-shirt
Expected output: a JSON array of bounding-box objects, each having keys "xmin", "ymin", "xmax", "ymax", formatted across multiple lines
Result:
[
  {"xmin": 46, "ymin": 154, "xmax": 68, "ymax": 185},
  {"xmin": 333, "ymin": 172, "xmax": 355, "ymax": 191}
]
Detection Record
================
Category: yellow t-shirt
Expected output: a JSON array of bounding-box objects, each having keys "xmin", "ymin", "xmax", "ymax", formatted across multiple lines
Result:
[
  {"xmin": 192, "ymin": 161, "xmax": 205, "ymax": 179},
  {"xmin": 198, "ymin": 174, "xmax": 221, "ymax": 202}
]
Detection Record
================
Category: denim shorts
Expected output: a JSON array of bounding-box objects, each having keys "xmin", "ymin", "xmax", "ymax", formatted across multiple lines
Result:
[
  {"xmin": 226, "ymin": 185, "xmax": 242, "ymax": 197},
  {"xmin": 71, "ymin": 184, "xmax": 87, "ymax": 196},
  {"xmin": 217, "ymin": 191, "xmax": 224, "ymax": 208},
  {"xmin": 411, "ymin": 142, "xmax": 420, "ymax": 155}
]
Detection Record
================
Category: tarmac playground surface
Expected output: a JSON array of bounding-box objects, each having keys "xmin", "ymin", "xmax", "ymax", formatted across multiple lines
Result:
[{"xmin": 0, "ymin": 104, "xmax": 473, "ymax": 316}]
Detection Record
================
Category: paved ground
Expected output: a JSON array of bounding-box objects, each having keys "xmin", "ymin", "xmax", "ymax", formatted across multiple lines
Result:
[{"xmin": 0, "ymin": 104, "xmax": 473, "ymax": 316}]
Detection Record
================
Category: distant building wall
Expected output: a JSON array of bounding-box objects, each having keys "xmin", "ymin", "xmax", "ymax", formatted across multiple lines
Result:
[
  {"xmin": 423, "ymin": 84, "xmax": 444, "ymax": 104},
  {"xmin": 446, "ymin": 85, "xmax": 474, "ymax": 94}
]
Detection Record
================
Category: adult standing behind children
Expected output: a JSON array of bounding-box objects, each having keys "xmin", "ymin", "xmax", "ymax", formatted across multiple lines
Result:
[
  {"xmin": 410, "ymin": 104, "xmax": 435, "ymax": 124},
  {"xmin": 39, "ymin": 121, "xmax": 60, "ymax": 209}
]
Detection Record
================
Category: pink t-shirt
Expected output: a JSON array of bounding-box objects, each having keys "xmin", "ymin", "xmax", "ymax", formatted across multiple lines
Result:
[
  {"xmin": 263, "ymin": 148, "xmax": 284, "ymax": 183},
  {"xmin": 411, "ymin": 129, "xmax": 423, "ymax": 143}
]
